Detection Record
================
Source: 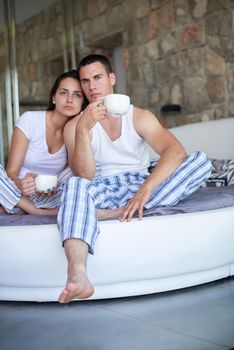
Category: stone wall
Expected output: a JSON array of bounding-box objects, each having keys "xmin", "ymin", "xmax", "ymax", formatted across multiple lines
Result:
[
  {"xmin": 16, "ymin": 2, "xmax": 65, "ymax": 106},
  {"xmin": 0, "ymin": 2, "xmax": 65, "ymax": 157},
  {"xmin": 73, "ymin": 0, "xmax": 234, "ymax": 127},
  {"xmin": 1, "ymin": 0, "xmax": 234, "ymax": 128},
  {"xmin": 0, "ymin": 2, "xmax": 64, "ymax": 110}
]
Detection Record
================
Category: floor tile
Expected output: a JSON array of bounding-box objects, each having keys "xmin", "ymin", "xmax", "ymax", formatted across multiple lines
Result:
[
  {"xmin": 0, "ymin": 300, "xmax": 226, "ymax": 350},
  {"xmin": 0, "ymin": 278, "xmax": 233, "ymax": 350},
  {"xmin": 99, "ymin": 278, "xmax": 234, "ymax": 348}
]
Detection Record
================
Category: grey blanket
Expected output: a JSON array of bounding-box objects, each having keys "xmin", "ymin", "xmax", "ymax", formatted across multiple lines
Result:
[{"xmin": 0, "ymin": 185, "xmax": 234, "ymax": 227}]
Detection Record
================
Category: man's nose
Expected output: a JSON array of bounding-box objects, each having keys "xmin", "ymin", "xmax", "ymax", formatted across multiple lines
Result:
[{"xmin": 89, "ymin": 79, "xmax": 96, "ymax": 90}]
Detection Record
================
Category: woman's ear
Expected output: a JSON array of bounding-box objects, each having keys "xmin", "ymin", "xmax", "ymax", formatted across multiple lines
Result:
[{"xmin": 109, "ymin": 72, "xmax": 116, "ymax": 87}]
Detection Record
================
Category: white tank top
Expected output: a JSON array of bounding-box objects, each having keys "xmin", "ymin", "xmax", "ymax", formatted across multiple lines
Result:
[{"xmin": 92, "ymin": 105, "xmax": 150, "ymax": 177}]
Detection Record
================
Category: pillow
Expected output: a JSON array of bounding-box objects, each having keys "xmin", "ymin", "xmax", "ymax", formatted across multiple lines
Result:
[
  {"xmin": 205, "ymin": 159, "xmax": 234, "ymax": 187},
  {"xmin": 149, "ymin": 158, "xmax": 234, "ymax": 187}
]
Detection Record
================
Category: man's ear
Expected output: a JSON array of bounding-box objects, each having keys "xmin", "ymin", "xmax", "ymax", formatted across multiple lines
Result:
[{"xmin": 109, "ymin": 72, "xmax": 116, "ymax": 87}]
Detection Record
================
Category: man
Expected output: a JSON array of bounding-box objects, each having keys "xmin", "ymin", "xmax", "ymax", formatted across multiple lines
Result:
[{"xmin": 58, "ymin": 54, "xmax": 211, "ymax": 303}]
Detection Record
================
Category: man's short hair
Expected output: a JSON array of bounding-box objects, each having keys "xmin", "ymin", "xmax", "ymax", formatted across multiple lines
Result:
[{"xmin": 78, "ymin": 54, "xmax": 114, "ymax": 75}]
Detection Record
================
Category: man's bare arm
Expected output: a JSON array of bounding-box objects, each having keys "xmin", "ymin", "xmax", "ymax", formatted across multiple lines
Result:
[
  {"xmin": 120, "ymin": 106, "xmax": 186, "ymax": 221},
  {"xmin": 135, "ymin": 106, "xmax": 186, "ymax": 189},
  {"xmin": 64, "ymin": 101, "xmax": 107, "ymax": 179}
]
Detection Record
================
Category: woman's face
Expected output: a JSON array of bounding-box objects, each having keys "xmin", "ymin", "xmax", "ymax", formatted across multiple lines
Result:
[{"xmin": 53, "ymin": 77, "xmax": 84, "ymax": 117}]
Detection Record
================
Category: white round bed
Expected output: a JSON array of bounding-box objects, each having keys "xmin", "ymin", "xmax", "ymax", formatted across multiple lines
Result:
[{"xmin": 0, "ymin": 118, "xmax": 234, "ymax": 302}]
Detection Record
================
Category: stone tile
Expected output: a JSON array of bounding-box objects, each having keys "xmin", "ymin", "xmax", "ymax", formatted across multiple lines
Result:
[
  {"xmin": 0, "ymin": 297, "xmax": 226, "ymax": 350},
  {"xmin": 100, "ymin": 278, "xmax": 234, "ymax": 348}
]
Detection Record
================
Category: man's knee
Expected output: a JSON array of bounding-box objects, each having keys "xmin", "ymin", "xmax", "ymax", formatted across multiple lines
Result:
[{"xmin": 67, "ymin": 176, "xmax": 91, "ymax": 190}]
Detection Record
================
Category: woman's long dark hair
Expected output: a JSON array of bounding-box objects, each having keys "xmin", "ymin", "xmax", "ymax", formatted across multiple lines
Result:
[{"xmin": 47, "ymin": 70, "xmax": 88, "ymax": 111}]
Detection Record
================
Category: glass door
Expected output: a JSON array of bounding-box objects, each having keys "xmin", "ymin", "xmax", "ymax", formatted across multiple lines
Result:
[{"xmin": 0, "ymin": 0, "xmax": 77, "ymax": 166}]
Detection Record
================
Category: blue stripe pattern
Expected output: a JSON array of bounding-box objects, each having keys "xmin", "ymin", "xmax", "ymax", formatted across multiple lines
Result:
[
  {"xmin": 57, "ymin": 151, "xmax": 212, "ymax": 254},
  {"xmin": 0, "ymin": 164, "xmax": 72, "ymax": 213},
  {"xmin": 0, "ymin": 165, "xmax": 22, "ymax": 212}
]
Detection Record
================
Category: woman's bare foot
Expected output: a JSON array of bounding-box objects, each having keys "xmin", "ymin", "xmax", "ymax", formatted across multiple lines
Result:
[
  {"xmin": 97, "ymin": 207, "xmax": 123, "ymax": 220},
  {"xmin": 58, "ymin": 272, "xmax": 94, "ymax": 304},
  {"xmin": 17, "ymin": 209, "xmax": 27, "ymax": 215},
  {"xmin": 16, "ymin": 196, "xmax": 59, "ymax": 215},
  {"xmin": 0, "ymin": 206, "xmax": 7, "ymax": 214},
  {"xmin": 0, "ymin": 206, "xmax": 26, "ymax": 215},
  {"xmin": 0, "ymin": 205, "xmax": 7, "ymax": 215}
]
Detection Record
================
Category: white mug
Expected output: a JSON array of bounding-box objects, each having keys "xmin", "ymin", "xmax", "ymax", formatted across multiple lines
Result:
[
  {"xmin": 103, "ymin": 94, "xmax": 130, "ymax": 117},
  {"xmin": 35, "ymin": 175, "xmax": 58, "ymax": 193}
]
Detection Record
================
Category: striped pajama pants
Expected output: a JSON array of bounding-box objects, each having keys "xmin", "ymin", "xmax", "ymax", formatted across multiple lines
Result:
[
  {"xmin": 57, "ymin": 151, "xmax": 212, "ymax": 254},
  {"xmin": 0, "ymin": 165, "xmax": 73, "ymax": 214}
]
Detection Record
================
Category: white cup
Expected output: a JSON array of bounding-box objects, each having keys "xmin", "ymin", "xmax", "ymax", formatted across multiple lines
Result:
[
  {"xmin": 35, "ymin": 175, "xmax": 58, "ymax": 193},
  {"xmin": 103, "ymin": 94, "xmax": 130, "ymax": 117}
]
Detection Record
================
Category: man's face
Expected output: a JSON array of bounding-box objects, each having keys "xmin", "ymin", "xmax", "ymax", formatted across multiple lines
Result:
[{"xmin": 79, "ymin": 62, "xmax": 116, "ymax": 103}]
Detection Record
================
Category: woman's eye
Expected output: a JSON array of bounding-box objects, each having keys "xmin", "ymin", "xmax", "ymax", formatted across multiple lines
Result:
[
  {"xmin": 60, "ymin": 91, "xmax": 67, "ymax": 95},
  {"xmin": 74, "ymin": 93, "xmax": 82, "ymax": 98}
]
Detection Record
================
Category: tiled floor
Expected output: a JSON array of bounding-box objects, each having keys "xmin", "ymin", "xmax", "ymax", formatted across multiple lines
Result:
[{"xmin": 0, "ymin": 277, "xmax": 234, "ymax": 350}]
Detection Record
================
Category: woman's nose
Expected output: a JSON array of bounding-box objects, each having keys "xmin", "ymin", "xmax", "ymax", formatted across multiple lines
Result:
[{"xmin": 67, "ymin": 94, "xmax": 73, "ymax": 102}]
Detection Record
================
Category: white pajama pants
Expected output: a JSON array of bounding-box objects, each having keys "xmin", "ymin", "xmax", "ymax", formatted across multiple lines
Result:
[
  {"xmin": 57, "ymin": 151, "xmax": 212, "ymax": 254},
  {"xmin": 0, "ymin": 165, "xmax": 73, "ymax": 214}
]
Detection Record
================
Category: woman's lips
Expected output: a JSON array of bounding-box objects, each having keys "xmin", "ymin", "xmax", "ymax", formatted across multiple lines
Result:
[{"xmin": 64, "ymin": 106, "xmax": 73, "ymax": 111}]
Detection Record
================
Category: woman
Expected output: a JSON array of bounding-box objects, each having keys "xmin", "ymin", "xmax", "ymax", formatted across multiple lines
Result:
[{"xmin": 0, "ymin": 70, "xmax": 86, "ymax": 215}]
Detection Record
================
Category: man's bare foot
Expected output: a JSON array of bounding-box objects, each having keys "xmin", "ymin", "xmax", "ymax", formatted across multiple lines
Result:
[
  {"xmin": 97, "ymin": 207, "xmax": 123, "ymax": 220},
  {"xmin": 58, "ymin": 272, "xmax": 94, "ymax": 304}
]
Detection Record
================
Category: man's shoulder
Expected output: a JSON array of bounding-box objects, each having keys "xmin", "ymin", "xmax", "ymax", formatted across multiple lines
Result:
[
  {"xmin": 132, "ymin": 106, "xmax": 162, "ymax": 138},
  {"xmin": 132, "ymin": 105, "xmax": 145, "ymax": 113},
  {"xmin": 132, "ymin": 105, "xmax": 156, "ymax": 121}
]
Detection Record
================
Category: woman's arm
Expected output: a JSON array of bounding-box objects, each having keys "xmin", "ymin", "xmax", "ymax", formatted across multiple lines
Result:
[{"xmin": 6, "ymin": 128, "xmax": 36, "ymax": 195}]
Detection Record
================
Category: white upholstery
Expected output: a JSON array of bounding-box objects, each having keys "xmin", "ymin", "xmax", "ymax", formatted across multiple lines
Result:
[
  {"xmin": 148, "ymin": 118, "xmax": 234, "ymax": 161},
  {"xmin": 0, "ymin": 118, "xmax": 234, "ymax": 302},
  {"xmin": 170, "ymin": 118, "xmax": 234, "ymax": 159}
]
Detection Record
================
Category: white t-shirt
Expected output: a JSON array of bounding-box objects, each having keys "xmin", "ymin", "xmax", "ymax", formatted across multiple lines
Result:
[
  {"xmin": 91, "ymin": 105, "xmax": 150, "ymax": 177},
  {"xmin": 15, "ymin": 111, "xmax": 67, "ymax": 179}
]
